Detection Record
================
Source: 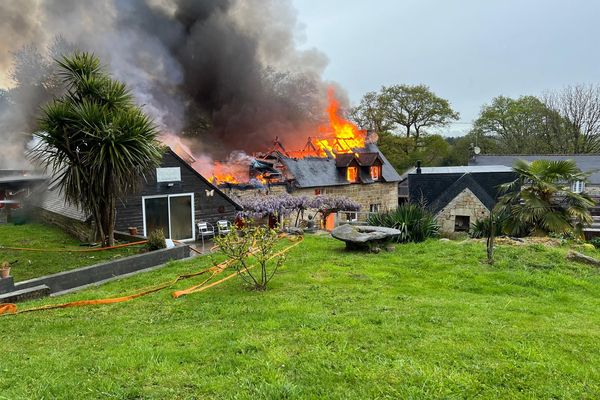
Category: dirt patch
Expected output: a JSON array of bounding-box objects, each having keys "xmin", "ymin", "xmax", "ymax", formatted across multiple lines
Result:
[{"xmin": 472, "ymin": 236, "xmax": 562, "ymax": 247}]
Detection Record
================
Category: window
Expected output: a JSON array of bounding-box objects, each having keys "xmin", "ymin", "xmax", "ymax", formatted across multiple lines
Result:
[
  {"xmin": 344, "ymin": 212, "xmax": 358, "ymax": 222},
  {"xmin": 347, "ymin": 166, "xmax": 358, "ymax": 182},
  {"xmin": 143, "ymin": 194, "xmax": 195, "ymax": 241},
  {"xmin": 572, "ymin": 181, "xmax": 585, "ymax": 193},
  {"xmin": 369, "ymin": 203, "xmax": 381, "ymax": 213},
  {"xmin": 370, "ymin": 165, "xmax": 381, "ymax": 180},
  {"xmin": 454, "ymin": 215, "xmax": 470, "ymax": 232}
]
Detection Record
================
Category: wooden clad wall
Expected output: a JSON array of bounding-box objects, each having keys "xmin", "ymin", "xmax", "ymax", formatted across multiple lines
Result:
[{"xmin": 115, "ymin": 150, "xmax": 239, "ymax": 235}]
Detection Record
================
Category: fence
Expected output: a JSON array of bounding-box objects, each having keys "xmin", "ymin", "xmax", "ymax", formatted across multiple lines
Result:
[{"xmin": 334, "ymin": 210, "xmax": 377, "ymax": 227}]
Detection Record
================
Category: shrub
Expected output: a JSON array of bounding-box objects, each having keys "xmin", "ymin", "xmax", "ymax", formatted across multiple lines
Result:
[
  {"xmin": 214, "ymin": 224, "xmax": 285, "ymax": 291},
  {"xmin": 146, "ymin": 229, "xmax": 166, "ymax": 251},
  {"xmin": 469, "ymin": 214, "xmax": 505, "ymax": 239},
  {"xmin": 589, "ymin": 237, "xmax": 600, "ymax": 249},
  {"xmin": 366, "ymin": 204, "xmax": 439, "ymax": 243}
]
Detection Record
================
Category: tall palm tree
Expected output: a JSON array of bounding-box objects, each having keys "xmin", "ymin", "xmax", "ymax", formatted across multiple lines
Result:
[
  {"xmin": 30, "ymin": 52, "xmax": 163, "ymax": 246},
  {"xmin": 496, "ymin": 159, "xmax": 594, "ymax": 237}
]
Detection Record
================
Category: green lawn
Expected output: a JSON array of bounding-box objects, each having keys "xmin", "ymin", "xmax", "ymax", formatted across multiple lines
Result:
[
  {"xmin": 0, "ymin": 223, "xmax": 144, "ymax": 281},
  {"xmin": 1, "ymin": 236, "xmax": 600, "ymax": 399}
]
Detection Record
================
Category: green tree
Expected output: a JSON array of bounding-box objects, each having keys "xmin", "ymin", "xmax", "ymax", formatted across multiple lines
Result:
[
  {"xmin": 495, "ymin": 159, "xmax": 594, "ymax": 237},
  {"xmin": 471, "ymin": 95, "xmax": 573, "ymax": 154},
  {"xmin": 377, "ymin": 132, "xmax": 450, "ymax": 173},
  {"xmin": 444, "ymin": 133, "xmax": 500, "ymax": 165},
  {"xmin": 349, "ymin": 90, "xmax": 394, "ymax": 133},
  {"xmin": 30, "ymin": 52, "xmax": 163, "ymax": 246},
  {"xmin": 380, "ymin": 84, "xmax": 459, "ymax": 141}
]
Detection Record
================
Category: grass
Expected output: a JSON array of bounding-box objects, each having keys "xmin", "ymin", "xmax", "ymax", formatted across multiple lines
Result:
[
  {"xmin": 1, "ymin": 235, "xmax": 600, "ymax": 399},
  {"xmin": 0, "ymin": 223, "xmax": 144, "ymax": 281}
]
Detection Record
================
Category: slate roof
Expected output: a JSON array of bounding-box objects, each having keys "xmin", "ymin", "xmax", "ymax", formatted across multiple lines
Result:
[
  {"xmin": 334, "ymin": 154, "xmax": 356, "ymax": 168},
  {"xmin": 280, "ymin": 157, "xmax": 348, "ymax": 188},
  {"xmin": 408, "ymin": 168, "xmax": 517, "ymax": 214},
  {"xmin": 470, "ymin": 155, "xmax": 600, "ymax": 184},
  {"xmin": 418, "ymin": 165, "xmax": 513, "ymax": 174},
  {"xmin": 355, "ymin": 152, "xmax": 381, "ymax": 166},
  {"xmin": 278, "ymin": 143, "xmax": 401, "ymax": 188},
  {"xmin": 428, "ymin": 174, "xmax": 496, "ymax": 214},
  {"xmin": 365, "ymin": 143, "xmax": 402, "ymax": 182}
]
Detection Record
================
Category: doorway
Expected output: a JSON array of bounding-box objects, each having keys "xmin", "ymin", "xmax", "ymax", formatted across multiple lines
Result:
[{"xmin": 143, "ymin": 193, "xmax": 195, "ymax": 241}]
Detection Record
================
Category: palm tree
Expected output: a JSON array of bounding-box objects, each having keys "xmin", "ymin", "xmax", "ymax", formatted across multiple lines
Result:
[
  {"xmin": 30, "ymin": 52, "xmax": 163, "ymax": 246},
  {"xmin": 496, "ymin": 159, "xmax": 594, "ymax": 237}
]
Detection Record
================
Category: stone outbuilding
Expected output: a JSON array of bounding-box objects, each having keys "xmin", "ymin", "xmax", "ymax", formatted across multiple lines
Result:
[{"xmin": 408, "ymin": 165, "xmax": 516, "ymax": 234}]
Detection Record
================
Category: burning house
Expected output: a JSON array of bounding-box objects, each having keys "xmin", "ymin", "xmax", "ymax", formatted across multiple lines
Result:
[{"xmin": 208, "ymin": 94, "xmax": 401, "ymax": 222}]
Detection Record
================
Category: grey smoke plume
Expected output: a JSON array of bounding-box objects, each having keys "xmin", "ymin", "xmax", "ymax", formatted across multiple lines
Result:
[{"xmin": 0, "ymin": 0, "xmax": 338, "ymax": 168}]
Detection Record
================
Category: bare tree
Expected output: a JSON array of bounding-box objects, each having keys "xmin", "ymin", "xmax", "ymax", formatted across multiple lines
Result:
[{"xmin": 543, "ymin": 84, "xmax": 600, "ymax": 153}]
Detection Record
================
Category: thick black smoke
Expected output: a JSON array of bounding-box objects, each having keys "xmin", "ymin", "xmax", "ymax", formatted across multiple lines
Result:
[{"xmin": 0, "ymin": 0, "xmax": 339, "ymax": 166}]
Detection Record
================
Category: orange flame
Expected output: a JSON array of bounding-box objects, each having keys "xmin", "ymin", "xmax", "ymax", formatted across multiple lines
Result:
[{"xmin": 300, "ymin": 88, "xmax": 366, "ymax": 158}]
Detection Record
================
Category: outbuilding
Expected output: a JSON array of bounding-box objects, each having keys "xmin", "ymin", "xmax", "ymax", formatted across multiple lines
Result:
[{"xmin": 37, "ymin": 148, "xmax": 242, "ymax": 242}]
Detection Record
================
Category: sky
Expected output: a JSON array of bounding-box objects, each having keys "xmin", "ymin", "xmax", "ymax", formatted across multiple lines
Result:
[{"xmin": 292, "ymin": 0, "xmax": 600, "ymax": 136}]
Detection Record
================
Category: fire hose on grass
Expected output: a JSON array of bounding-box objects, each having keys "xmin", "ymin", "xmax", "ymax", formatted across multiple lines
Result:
[
  {"xmin": 0, "ymin": 240, "xmax": 148, "ymax": 253},
  {"xmin": 0, "ymin": 234, "xmax": 303, "ymax": 316}
]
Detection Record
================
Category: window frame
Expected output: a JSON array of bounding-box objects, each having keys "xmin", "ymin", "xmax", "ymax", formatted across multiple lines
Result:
[
  {"xmin": 370, "ymin": 165, "xmax": 381, "ymax": 181},
  {"xmin": 347, "ymin": 166, "xmax": 358, "ymax": 183}
]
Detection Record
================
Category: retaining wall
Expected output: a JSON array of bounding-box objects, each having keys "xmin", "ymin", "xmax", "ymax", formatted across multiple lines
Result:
[{"xmin": 1, "ymin": 244, "xmax": 190, "ymax": 297}]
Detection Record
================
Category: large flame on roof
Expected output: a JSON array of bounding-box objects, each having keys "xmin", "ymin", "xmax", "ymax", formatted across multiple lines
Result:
[
  {"xmin": 165, "ymin": 88, "xmax": 369, "ymax": 185},
  {"xmin": 317, "ymin": 88, "xmax": 366, "ymax": 155},
  {"xmin": 285, "ymin": 87, "xmax": 367, "ymax": 159}
]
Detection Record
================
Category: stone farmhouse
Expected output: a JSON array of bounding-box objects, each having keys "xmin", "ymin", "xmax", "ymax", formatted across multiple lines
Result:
[{"xmin": 219, "ymin": 142, "xmax": 401, "ymax": 228}]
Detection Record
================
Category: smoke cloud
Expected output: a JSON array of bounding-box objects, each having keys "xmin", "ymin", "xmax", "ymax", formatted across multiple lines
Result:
[{"xmin": 0, "ymin": 0, "xmax": 340, "ymax": 168}]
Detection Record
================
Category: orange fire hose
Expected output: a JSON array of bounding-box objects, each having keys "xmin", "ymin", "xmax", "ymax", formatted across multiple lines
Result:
[
  {"xmin": 0, "ymin": 240, "xmax": 148, "ymax": 253},
  {"xmin": 172, "ymin": 234, "xmax": 303, "ymax": 298},
  {"xmin": 0, "ymin": 235, "xmax": 303, "ymax": 316},
  {"xmin": 0, "ymin": 259, "xmax": 226, "ymax": 316}
]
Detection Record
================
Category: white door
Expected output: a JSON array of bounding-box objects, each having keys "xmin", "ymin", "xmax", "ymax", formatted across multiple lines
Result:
[{"xmin": 143, "ymin": 193, "xmax": 195, "ymax": 241}]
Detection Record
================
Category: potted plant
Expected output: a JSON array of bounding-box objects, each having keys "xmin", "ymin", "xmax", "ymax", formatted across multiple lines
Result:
[{"xmin": 1, "ymin": 261, "xmax": 11, "ymax": 279}]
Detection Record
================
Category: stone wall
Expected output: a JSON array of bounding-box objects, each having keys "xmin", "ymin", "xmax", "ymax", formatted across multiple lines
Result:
[
  {"xmin": 435, "ymin": 188, "xmax": 490, "ymax": 234},
  {"xmin": 224, "ymin": 182, "xmax": 397, "ymax": 211},
  {"xmin": 222, "ymin": 181, "xmax": 399, "ymax": 227}
]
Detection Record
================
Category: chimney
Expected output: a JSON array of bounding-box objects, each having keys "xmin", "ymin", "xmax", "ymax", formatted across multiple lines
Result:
[
  {"xmin": 416, "ymin": 160, "xmax": 422, "ymax": 174},
  {"xmin": 365, "ymin": 129, "xmax": 379, "ymax": 144}
]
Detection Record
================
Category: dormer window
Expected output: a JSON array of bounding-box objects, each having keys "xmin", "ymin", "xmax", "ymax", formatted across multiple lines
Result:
[
  {"xmin": 370, "ymin": 165, "xmax": 381, "ymax": 180},
  {"xmin": 347, "ymin": 166, "xmax": 358, "ymax": 182}
]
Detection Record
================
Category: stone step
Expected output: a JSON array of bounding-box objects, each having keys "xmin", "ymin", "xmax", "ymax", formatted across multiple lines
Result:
[{"xmin": 0, "ymin": 285, "xmax": 51, "ymax": 303}]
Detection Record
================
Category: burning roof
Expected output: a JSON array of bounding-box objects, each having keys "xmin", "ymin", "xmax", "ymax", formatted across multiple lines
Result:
[
  {"xmin": 276, "ymin": 143, "xmax": 401, "ymax": 188},
  {"xmin": 164, "ymin": 87, "xmax": 400, "ymax": 189}
]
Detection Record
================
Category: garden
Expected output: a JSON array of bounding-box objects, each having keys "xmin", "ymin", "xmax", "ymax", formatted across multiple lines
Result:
[
  {"xmin": 1, "ymin": 52, "xmax": 600, "ymax": 399},
  {"xmin": 0, "ymin": 223, "xmax": 144, "ymax": 281},
  {"xmin": 1, "ymin": 234, "xmax": 600, "ymax": 398}
]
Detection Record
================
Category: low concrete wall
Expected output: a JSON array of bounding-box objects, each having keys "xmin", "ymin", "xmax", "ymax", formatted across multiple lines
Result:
[{"xmin": 14, "ymin": 244, "xmax": 190, "ymax": 294}]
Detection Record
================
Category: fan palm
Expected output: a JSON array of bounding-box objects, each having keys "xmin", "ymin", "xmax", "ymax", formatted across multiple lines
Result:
[
  {"xmin": 30, "ymin": 52, "xmax": 163, "ymax": 246},
  {"xmin": 496, "ymin": 159, "xmax": 594, "ymax": 237}
]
